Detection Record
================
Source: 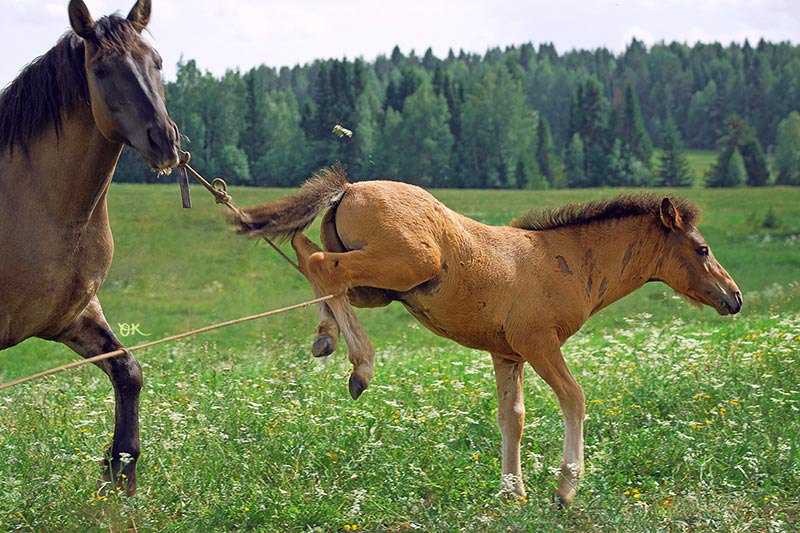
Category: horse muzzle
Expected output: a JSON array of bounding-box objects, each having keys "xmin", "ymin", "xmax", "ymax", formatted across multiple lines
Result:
[
  {"xmin": 716, "ymin": 290, "xmax": 743, "ymax": 315},
  {"xmin": 130, "ymin": 121, "xmax": 180, "ymax": 172}
]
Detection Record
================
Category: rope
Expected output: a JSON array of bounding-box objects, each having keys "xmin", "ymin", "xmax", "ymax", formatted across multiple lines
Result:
[
  {"xmin": 178, "ymin": 151, "xmax": 302, "ymax": 273},
  {"xmin": 0, "ymin": 294, "xmax": 341, "ymax": 392},
  {"xmin": 0, "ymin": 155, "xmax": 330, "ymax": 392}
]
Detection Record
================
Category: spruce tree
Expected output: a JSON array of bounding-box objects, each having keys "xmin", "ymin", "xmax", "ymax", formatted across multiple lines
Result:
[
  {"xmin": 536, "ymin": 115, "xmax": 565, "ymax": 188},
  {"xmin": 619, "ymin": 82, "xmax": 653, "ymax": 165},
  {"xmin": 727, "ymin": 149, "xmax": 747, "ymax": 187},
  {"xmin": 570, "ymin": 78, "xmax": 608, "ymax": 186},
  {"xmin": 707, "ymin": 147, "xmax": 746, "ymax": 188},
  {"xmin": 656, "ymin": 119, "xmax": 693, "ymax": 187},
  {"xmin": 566, "ymin": 133, "xmax": 587, "ymax": 187},
  {"xmin": 774, "ymin": 111, "xmax": 800, "ymax": 185},
  {"xmin": 711, "ymin": 115, "xmax": 770, "ymax": 186}
]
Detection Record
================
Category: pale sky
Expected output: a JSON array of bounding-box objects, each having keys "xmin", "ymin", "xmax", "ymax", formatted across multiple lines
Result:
[{"xmin": 1, "ymin": 0, "xmax": 798, "ymax": 88}]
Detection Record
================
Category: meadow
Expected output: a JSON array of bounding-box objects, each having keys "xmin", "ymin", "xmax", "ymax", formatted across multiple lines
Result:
[{"xmin": 0, "ymin": 183, "xmax": 798, "ymax": 531}]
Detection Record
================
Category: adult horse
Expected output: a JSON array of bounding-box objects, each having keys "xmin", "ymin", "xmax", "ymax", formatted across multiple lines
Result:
[
  {"xmin": 230, "ymin": 165, "xmax": 742, "ymax": 505},
  {"xmin": 0, "ymin": 0, "xmax": 179, "ymax": 495}
]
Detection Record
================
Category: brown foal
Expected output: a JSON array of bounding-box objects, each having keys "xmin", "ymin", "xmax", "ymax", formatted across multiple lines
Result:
[
  {"xmin": 231, "ymin": 165, "xmax": 742, "ymax": 505},
  {"xmin": 0, "ymin": 0, "xmax": 179, "ymax": 494}
]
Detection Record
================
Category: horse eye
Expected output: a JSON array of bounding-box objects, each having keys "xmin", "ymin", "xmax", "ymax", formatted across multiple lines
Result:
[
  {"xmin": 697, "ymin": 246, "xmax": 709, "ymax": 256},
  {"xmin": 94, "ymin": 67, "xmax": 108, "ymax": 79}
]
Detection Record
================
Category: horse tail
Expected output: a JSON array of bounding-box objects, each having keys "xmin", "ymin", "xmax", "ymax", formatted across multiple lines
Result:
[{"xmin": 228, "ymin": 163, "xmax": 349, "ymax": 240}]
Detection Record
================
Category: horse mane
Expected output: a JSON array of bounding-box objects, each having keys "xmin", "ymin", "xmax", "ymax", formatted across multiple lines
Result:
[
  {"xmin": 0, "ymin": 15, "xmax": 141, "ymax": 156},
  {"xmin": 510, "ymin": 193, "xmax": 702, "ymax": 231}
]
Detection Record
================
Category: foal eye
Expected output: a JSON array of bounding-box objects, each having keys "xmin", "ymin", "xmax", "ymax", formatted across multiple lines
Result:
[{"xmin": 696, "ymin": 246, "xmax": 709, "ymax": 256}]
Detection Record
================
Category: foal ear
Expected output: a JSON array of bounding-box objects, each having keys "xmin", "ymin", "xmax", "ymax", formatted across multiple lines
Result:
[
  {"xmin": 68, "ymin": 0, "xmax": 95, "ymax": 40},
  {"xmin": 127, "ymin": 0, "xmax": 152, "ymax": 30},
  {"xmin": 659, "ymin": 197, "xmax": 683, "ymax": 231}
]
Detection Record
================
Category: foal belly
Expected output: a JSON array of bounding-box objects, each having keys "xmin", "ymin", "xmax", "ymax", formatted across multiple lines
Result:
[{"xmin": 398, "ymin": 293, "xmax": 517, "ymax": 357}]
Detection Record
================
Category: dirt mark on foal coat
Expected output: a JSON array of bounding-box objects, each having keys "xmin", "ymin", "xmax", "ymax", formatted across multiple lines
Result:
[
  {"xmin": 598, "ymin": 277, "xmax": 609, "ymax": 298},
  {"xmin": 621, "ymin": 243, "xmax": 635, "ymax": 273},
  {"xmin": 556, "ymin": 256, "xmax": 572, "ymax": 275}
]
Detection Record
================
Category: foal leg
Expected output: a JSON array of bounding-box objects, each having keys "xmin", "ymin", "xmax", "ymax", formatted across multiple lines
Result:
[
  {"xmin": 55, "ymin": 297, "xmax": 142, "ymax": 496},
  {"xmin": 515, "ymin": 335, "xmax": 584, "ymax": 507},
  {"xmin": 290, "ymin": 233, "xmax": 341, "ymax": 358},
  {"xmin": 292, "ymin": 232, "xmax": 375, "ymax": 399},
  {"xmin": 492, "ymin": 354, "xmax": 526, "ymax": 498},
  {"xmin": 296, "ymin": 235, "xmax": 440, "ymax": 399}
]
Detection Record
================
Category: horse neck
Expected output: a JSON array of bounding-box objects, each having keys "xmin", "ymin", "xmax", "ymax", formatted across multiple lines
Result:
[
  {"xmin": 560, "ymin": 216, "xmax": 666, "ymax": 315},
  {"xmin": 24, "ymin": 104, "xmax": 123, "ymax": 222}
]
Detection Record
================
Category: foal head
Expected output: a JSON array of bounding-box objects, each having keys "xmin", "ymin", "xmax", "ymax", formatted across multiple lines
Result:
[
  {"xmin": 68, "ymin": 0, "xmax": 179, "ymax": 170},
  {"xmin": 655, "ymin": 198, "xmax": 742, "ymax": 315}
]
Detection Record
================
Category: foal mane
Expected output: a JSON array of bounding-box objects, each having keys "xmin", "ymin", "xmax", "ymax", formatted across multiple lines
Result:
[
  {"xmin": 511, "ymin": 193, "xmax": 701, "ymax": 231},
  {"xmin": 0, "ymin": 15, "xmax": 141, "ymax": 156}
]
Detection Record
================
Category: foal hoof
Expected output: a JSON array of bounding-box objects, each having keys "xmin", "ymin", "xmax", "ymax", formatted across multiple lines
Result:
[
  {"xmin": 552, "ymin": 491, "xmax": 570, "ymax": 510},
  {"xmin": 312, "ymin": 335, "xmax": 336, "ymax": 358},
  {"xmin": 348, "ymin": 373, "xmax": 367, "ymax": 400}
]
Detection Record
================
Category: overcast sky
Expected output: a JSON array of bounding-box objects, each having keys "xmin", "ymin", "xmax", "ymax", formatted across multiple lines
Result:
[{"xmin": 1, "ymin": 0, "xmax": 798, "ymax": 88}]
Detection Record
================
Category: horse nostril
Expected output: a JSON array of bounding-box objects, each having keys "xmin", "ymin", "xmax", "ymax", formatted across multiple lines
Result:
[{"xmin": 147, "ymin": 128, "xmax": 160, "ymax": 151}]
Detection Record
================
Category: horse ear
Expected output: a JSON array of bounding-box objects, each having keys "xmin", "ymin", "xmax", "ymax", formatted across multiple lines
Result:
[
  {"xmin": 659, "ymin": 197, "xmax": 683, "ymax": 231},
  {"xmin": 127, "ymin": 0, "xmax": 152, "ymax": 30},
  {"xmin": 68, "ymin": 0, "xmax": 95, "ymax": 40}
]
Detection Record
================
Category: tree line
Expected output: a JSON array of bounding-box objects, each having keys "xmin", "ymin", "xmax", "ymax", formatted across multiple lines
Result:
[{"xmin": 115, "ymin": 39, "xmax": 800, "ymax": 188}]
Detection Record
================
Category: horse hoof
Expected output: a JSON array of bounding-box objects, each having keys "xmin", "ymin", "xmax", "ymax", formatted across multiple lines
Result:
[
  {"xmin": 312, "ymin": 335, "xmax": 335, "ymax": 358},
  {"xmin": 348, "ymin": 373, "xmax": 367, "ymax": 400},
  {"xmin": 98, "ymin": 472, "xmax": 137, "ymax": 497},
  {"xmin": 101, "ymin": 455, "xmax": 137, "ymax": 496}
]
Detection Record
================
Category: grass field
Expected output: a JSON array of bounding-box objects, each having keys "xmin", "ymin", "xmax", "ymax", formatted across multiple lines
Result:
[{"xmin": 1, "ymin": 183, "xmax": 798, "ymax": 531}]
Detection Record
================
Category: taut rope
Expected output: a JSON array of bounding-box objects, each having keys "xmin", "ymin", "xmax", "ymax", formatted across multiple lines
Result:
[
  {"xmin": 0, "ymin": 294, "xmax": 340, "ymax": 392},
  {"xmin": 0, "ymin": 156, "xmax": 343, "ymax": 391},
  {"xmin": 177, "ymin": 151, "xmax": 301, "ymax": 273}
]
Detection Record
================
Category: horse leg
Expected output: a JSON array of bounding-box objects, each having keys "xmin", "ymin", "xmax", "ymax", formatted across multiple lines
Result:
[
  {"xmin": 290, "ymin": 232, "xmax": 341, "ymax": 358},
  {"xmin": 54, "ymin": 297, "xmax": 142, "ymax": 496},
  {"xmin": 320, "ymin": 207, "xmax": 395, "ymax": 310},
  {"xmin": 514, "ymin": 335, "xmax": 584, "ymax": 507},
  {"xmin": 492, "ymin": 353, "xmax": 526, "ymax": 498},
  {"xmin": 291, "ymin": 232, "xmax": 376, "ymax": 399},
  {"xmin": 298, "ymin": 237, "xmax": 440, "ymax": 399}
]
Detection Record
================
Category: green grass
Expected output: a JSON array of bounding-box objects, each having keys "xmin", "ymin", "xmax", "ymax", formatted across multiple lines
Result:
[{"xmin": 1, "ymin": 184, "xmax": 799, "ymax": 531}]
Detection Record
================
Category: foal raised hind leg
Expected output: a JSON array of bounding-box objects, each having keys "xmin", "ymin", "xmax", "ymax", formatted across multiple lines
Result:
[
  {"xmin": 309, "ymin": 208, "xmax": 395, "ymax": 358},
  {"xmin": 290, "ymin": 231, "xmax": 440, "ymax": 399}
]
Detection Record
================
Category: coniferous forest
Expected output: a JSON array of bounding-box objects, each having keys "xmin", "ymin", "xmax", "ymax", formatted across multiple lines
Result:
[{"xmin": 116, "ymin": 39, "xmax": 800, "ymax": 188}]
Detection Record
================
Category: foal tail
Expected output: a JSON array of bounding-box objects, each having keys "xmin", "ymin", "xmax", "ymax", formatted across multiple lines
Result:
[{"xmin": 228, "ymin": 163, "xmax": 349, "ymax": 239}]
